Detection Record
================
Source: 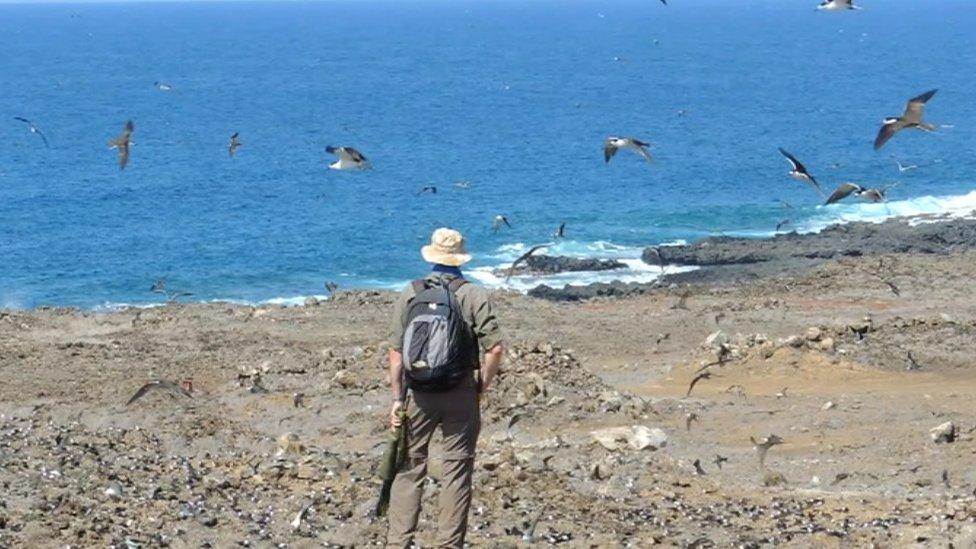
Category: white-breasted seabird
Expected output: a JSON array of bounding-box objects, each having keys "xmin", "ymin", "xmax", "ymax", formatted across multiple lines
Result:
[
  {"xmin": 154, "ymin": 81, "xmax": 175, "ymax": 91},
  {"xmin": 816, "ymin": 0, "xmax": 861, "ymax": 11},
  {"xmin": 325, "ymin": 146, "xmax": 370, "ymax": 170},
  {"xmin": 553, "ymin": 222, "xmax": 566, "ymax": 239},
  {"xmin": 108, "ymin": 120, "xmax": 134, "ymax": 170},
  {"xmin": 13, "ymin": 117, "xmax": 49, "ymax": 148},
  {"xmin": 493, "ymin": 214, "xmax": 513, "ymax": 231},
  {"xmin": 604, "ymin": 137, "xmax": 653, "ymax": 164},
  {"xmin": 874, "ymin": 89, "xmax": 938, "ymax": 150},
  {"xmin": 778, "ymin": 148, "xmax": 823, "ymax": 196}
]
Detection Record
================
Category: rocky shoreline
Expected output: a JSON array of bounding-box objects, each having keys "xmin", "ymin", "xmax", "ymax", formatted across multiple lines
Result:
[{"xmin": 529, "ymin": 215, "xmax": 976, "ymax": 300}]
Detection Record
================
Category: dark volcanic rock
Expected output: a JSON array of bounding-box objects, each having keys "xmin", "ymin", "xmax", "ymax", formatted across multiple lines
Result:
[
  {"xmin": 528, "ymin": 281, "xmax": 652, "ymax": 302},
  {"xmin": 643, "ymin": 217, "xmax": 976, "ymax": 268},
  {"xmin": 498, "ymin": 255, "xmax": 626, "ymax": 277}
]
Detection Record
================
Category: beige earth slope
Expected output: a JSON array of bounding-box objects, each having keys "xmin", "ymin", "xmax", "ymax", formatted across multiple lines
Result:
[{"xmin": 2, "ymin": 250, "xmax": 976, "ymax": 547}]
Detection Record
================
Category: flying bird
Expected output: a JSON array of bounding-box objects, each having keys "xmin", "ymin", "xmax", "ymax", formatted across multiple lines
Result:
[
  {"xmin": 824, "ymin": 182, "xmax": 865, "ymax": 205},
  {"xmin": 686, "ymin": 371, "xmax": 712, "ymax": 397},
  {"xmin": 892, "ymin": 157, "xmax": 918, "ymax": 173},
  {"xmin": 816, "ymin": 0, "xmax": 861, "ymax": 10},
  {"xmin": 493, "ymin": 214, "xmax": 513, "ymax": 232},
  {"xmin": 714, "ymin": 455, "xmax": 728, "ymax": 470},
  {"xmin": 150, "ymin": 278, "xmax": 193, "ymax": 303},
  {"xmin": 452, "ymin": 181, "xmax": 471, "ymax": 189},
  {"xmin": 552, "ymin": 222, "xmax": 566, "ymax": 239},
  {"xmin": 324, "ymin": 281, "xmax": 339, "ymax": 296},
  {"xmin": 154, "ymin": 81, "xmax": 175, "ymax": 91},
  {"xmin": 108, "ymin": 120, "xmax": 134, "ymax": 170},
  {"xmin": 874, "ymin": 89, "xmax": 938, "ymax": 150},
  {"xmin": 750, "ymin": 434, "xmax": 784, "ymax": 468},
  {"xmin": 416, "ymin": 185, "xmax": 437, "ymax": 196},
  {"xmin": 13, "ymin": 117, "xmax": 49, "ymax": 148},
  {"xmin": 506, "ymin": 245, "xmax": 547, "ymax": 281},
  {"xmin": 126, "ymin": 380, "xmax": 193, "ymax": 406},
  {"xmin": 325, "ymin": 146, "xmax": 370, "ymax": 170},
  {"xmin": 859, "ymin": 187, "xmax": 888, "ymax": 203},
  {"xmin": 692, "ymin": 459, "xmax": 707, "ymax": 475},
  {"xmin": 604, "ymin": 137, "xmax": 653, "ymax": 164},
  {"xmin": 778, "ymin": 148, "xmax": 823, "ymax": 196},
  {"xmin": 775, "ymin": 219, "xmax": 792, "ymax": 232},
  {"xmin": 228, "ymin": 132, "xmax": 241, "ymax": 157}
]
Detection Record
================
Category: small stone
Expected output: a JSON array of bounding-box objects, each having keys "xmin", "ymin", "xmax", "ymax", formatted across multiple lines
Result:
[
  {"xmin": 819, "ymin": 337, "xmax": 836, "ymax": 353},
  {"xmin": 762, "ymin": 471, "xmax": 787, "ymax": 487},
  {"xmin": 277, "ymin": 432, "xmax": 304, "ymax": 456},
  {"xmin": 546, "ymin": 396, "xmax": 566, "ymax": 407},
  {"xmin": 591, "ymin": 426, "xmax": 667, "ymax": 451},
  {"xmin": 104, "ymin": 482, "xmax": 123, "ymax": 499},
  {"xmin": 332, "ymin": 369, "xmax": 358, "ymax": 388},
  {"xmin": 304, "ymin": 297, "xmax": 320, "ymax": 307},
  {"xmin": 821, "ymin": 401, "xmax": 836, "ymax": 411},
  {"xmin": 804, "ymin": 326, "xmax": 822, "ymax": 342},
  {"xmin": 198, "ymin": 515, "xmax": 217, "ymax": 527},
  {"xmin": 930, "ymin": 421, "xmax": 956, "ymax": 444},
  {"xmin": 784, "ymin": 335, "xmax": 805, "ymax": 348}
]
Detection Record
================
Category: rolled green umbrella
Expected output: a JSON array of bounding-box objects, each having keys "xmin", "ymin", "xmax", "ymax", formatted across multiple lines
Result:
[{"xmin": 375, "ymin": 409, "xmax": 409, "ymax": 517}]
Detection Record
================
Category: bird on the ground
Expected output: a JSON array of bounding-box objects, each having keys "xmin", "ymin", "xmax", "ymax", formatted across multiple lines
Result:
[
  {"xmin": 506, "ymin": 245, "xmax": 547, "ymax": 281},
  {"xmin": 906, "ymin": 351, "xmax": 922, "ymax": 371},
  {"xmin": 154, "ymin": 81, "xmax": 175, "ymax": 91},
  {"xmin": 725, "ymin": 384, "xmax": 747, "ymax": 399},
  {"xmin": 692, "ymin": 459, "xmax": 707, "ymax": 475},
  {"xmin": 416, "ymin": 185, "xmax": 437, "ymax": 196},
  {"xmin": 751, "ymin": 434, "xmax": 784, "ymax": 467},
  {"xmin": 292, "ymin": 392, "xmax": 305, "ymax": 408},
  {"xmin": 553, "ymin": 222, "xmax": 566, "ymax": 239},
  {"xmin": 776, "ymin": 219, "xmax": 792, "ymax": 232},
  {"xmin": 493, "ymin": 214, "xmax": 513, "ymax": 232},
  {"xmin": 126, "ymin": 380, "xmax": 193, "ymax": 406},
  {"xmin": 685, "ymin": 412, "xmax": 699, "ymax": 431},
  {"xmin": 817, "ymin": 0, "xmax": 861, "ymax": 11},
  {"xmin": 714, "ymin": 454, "xmax": 728, "ymax": 470},
  {"xmin": 521, "ymin": 505, "xmax": 548, "ymax": 543},
  {"xmin": 775, "ymin": 387, "xmax": 789, "ymax": 399},
  {"xmin": 686, "ymin": 371, "xmax": 712, "ymax": 397},
  {"xmin": 671, "ymin": 289, "xmax": 691, "ymax": 310},
  {"xmin": 874, "ymin": 89, "xmax": 939, "ymax": 150},
  {"xmin": 646, "ymin": 246, "xmax": 667, "ymax": 275},
  {"xmin": 228, "ymin": 132, "xmax": 241, "ymax": 157},
  {"xmin": 291, "ymin": 499, "xmax": 318, "ymax": 531},
  {"xmin": 830, "ymin": 473, "xmax": 849, "ymax": 486},
  {"xmin": 604, "ymin": 137, "xmax": 653, "ymax": 164},
  {"xmin": 325, "ymin": 146, "xmax": 370, "ymax": 170},
  {"xmin": 778, "ymin": 148, "xmax": 823, "ymax": 196},
  {"xmin": 824, "ymin": 182, "xmax": 865, "ymax": 205},
  {"xmin": 108, "ymin": 120, "xmax": 134, "ymax": 170},
  {"xmin": 13, "ymin": 117, "xmax": 49, "ymax": 148}
]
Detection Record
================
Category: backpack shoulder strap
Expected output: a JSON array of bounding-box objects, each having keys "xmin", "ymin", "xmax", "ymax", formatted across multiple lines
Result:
[
  {"xmin": 447, "ymin": 277, "xmax": 468, "ymax": 293},
  {"xmin": 411, "ymin": 279, "xmax": 428, "ymax": 294}
]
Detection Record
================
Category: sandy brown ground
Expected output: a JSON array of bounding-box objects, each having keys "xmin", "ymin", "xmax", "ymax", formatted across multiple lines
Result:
[{"xmin": 2, "ymin": 250, "xmax": 976, "ymax": 547}]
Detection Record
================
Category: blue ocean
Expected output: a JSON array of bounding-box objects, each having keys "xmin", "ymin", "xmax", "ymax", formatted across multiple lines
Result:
[{"xmin": 2, "ymin": 0, "xmax": 975, "ymax": 309}]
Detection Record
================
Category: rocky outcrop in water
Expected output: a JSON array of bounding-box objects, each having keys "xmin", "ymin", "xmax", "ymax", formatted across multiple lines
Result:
[{"xmin": 496, "ymin": 255, "xmax": 626, "ymax": 278}]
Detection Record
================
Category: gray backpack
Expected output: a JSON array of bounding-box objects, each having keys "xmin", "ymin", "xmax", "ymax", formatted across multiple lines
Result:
[{"xmin": 401, "ymin": 277, "xmax": 478, "ymax": 392}]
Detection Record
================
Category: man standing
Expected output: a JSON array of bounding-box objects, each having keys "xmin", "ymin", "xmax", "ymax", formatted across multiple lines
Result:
[{"xmin": 386, "ymin": 227, "xmax": 504, "ymax": 548}]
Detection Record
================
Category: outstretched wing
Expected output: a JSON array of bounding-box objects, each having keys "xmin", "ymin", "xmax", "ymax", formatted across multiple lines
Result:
[
  {"xmin": 506, "ymin": 245, "xmax": 547, "ymax": 280},
  {"xmin": 903, "ymin": 89, "xmax": 937, "ymax": 123},
  {"xmin": 603, "ymin": 140, "xmax": 618, "ymax": 163},
  {"xmin": 777, "ymin": 148, "xmax": 804, "ymax": 173},
  {"xmin": 873, "ymin": 122, "xmax": 900, "ymax": 150},
  {"xmin": 825, "ymin": 182, "xmax": 860, "ymax": 205}
]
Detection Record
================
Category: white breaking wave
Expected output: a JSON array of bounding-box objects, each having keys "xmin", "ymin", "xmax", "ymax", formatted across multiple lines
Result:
[
  {"xmin": 467, "ymin": 258, "xmax": 697, "ymax": 293},
  {"xmin": 799, "ymin": 190, "xmax": 976, "ymax": 234}
]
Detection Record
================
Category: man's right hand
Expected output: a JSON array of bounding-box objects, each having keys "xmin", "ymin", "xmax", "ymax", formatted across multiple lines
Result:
[{"xmin": 390, "ymin": 400, "xmax": 404, "ymax": 431}]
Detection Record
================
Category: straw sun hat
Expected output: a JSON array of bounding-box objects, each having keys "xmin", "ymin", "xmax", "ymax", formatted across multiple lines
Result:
[{"xmin": 421, "ymin": 228, "xmax": 472, "ymax": 267}]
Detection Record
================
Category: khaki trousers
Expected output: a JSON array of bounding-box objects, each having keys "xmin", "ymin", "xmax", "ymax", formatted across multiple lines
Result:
[{"xmin": 386, "ymin": 380, "xmax": 480, "ymax": 548}]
